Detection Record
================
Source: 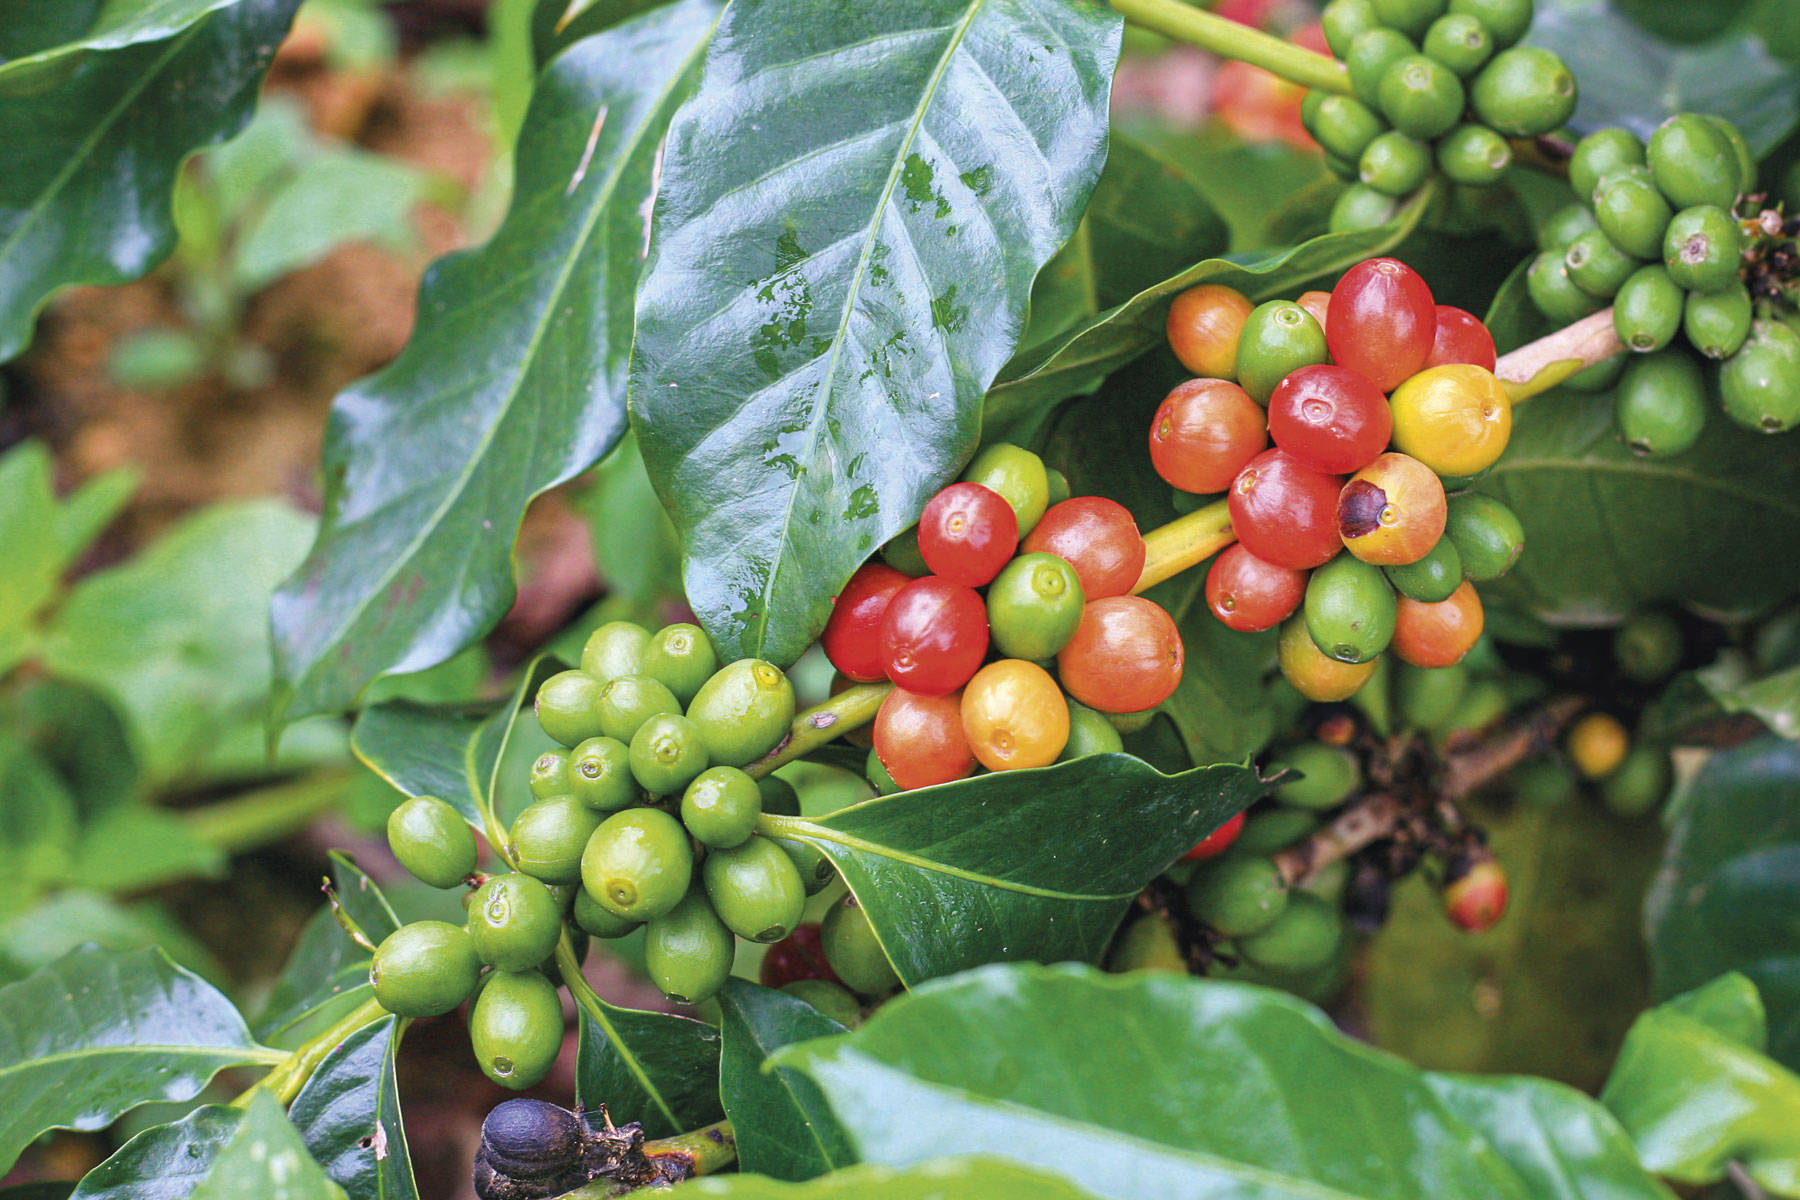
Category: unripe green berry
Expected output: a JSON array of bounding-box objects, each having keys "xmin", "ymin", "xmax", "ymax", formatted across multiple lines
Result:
[
  {"xmin": 510, "ymin": 796, "xmax": 603, "ymax": 885},
  {"xmin": 1378, "ymin": 53, "xmax": 1465, "ymax": 140},
  {"xmin": 580, "ymin": 620, "xmax": 650, "ymax": 685},
  {"xmin": 820, "ymin": 892, "xmax": 900, "ymax": 995},
  {"xmin": 370, "ymin": 921, "xmax": 482, "ymax": 1018},
  {"xmin": 1384, "ymin": 536, "xmax": 1462, "ymax": 602},
  {"xmin": 1436, "ymin": 123, "xmax": 1512, "ymax": 186},
  {"xmin": 535, "ymin": 670, "xmax": 606, "ymax": 748},
  {"xmin": 1564, "ymin": 229, "xmax": 1639, "ymax": 299},
  {"xmin": 630, "ymin": 713, "xmax": 711, "ymax": 796},
  {"xmin": 582, "ymin": 807, "xmax": 693, "ymax": 921},
  {"xmin": 1663, "ymin": 205, "xmax": 1744, "ymax": 293},
  {"xmin": 1186, "ymin": 855, "xmax": 1289, "ymax": 937},
  {"xmin": 1237, "ymin": 301, "xmax": 1328, "ymax": 405},
  {"xmin": 1060, "ymin": 699, "xmax": 1125, "ymax": 760},
  {"xmin": 687, "ymin": 659, "xmax": 797, "ymax": 768},
  {"xmin": 1234, "ymin": 807, "xmax": 1319, "ymax": 855},
  {"xmin": 1569, "ymin": 127, "xmax": 1645, "ymax": 202},
  {"xmin": 573, "ymin": 888, "xmax": 639, "ymax": 938},
  {"xmin": 643, "ymin": 623, "xmax": 718, "ymax": 706},
  {"xmin": 1615, "ymin": 350, "xmax": 1708, "ymax": 457},
  {"xmin": 1719, "ymin": 320, "xmax": 1800, "ymax": 434},
  {"xmin": 1330, "ymin": 183, "xmax": 1401, "ymax": 234},
  {"xmin": 780, "ymin": 980, "xmax": 862, "ymax": 1028},
  {"xmin": 1684, "ymin": 283, "xmax": 1753, "ymax": 360},
  {"xmin": 1528, "ymin": 250, "xmax": 1603, "ymax": 323},
  {"xmin": 1600, "ymin": 744, "xmax": 1672, "ymax": 818},
  {"xmin": 1594, "ymin": 167, "xmax": 1673, "ymax": 260},
  {"xmin": 469, "ymin": 969, "xmax": 563, "ymax": 1090},
  {"xmin": 387, "ymin": 795, "xmax": 478, "ymax": 889},
  {"xmin": 597, "ymin": 674, "xmax": 681, "ymax": 745},
  {"xmin": 1422, "ymin": 12, "xmax": 1493, "ymax": 77},
  {"xmin": 1444, "ymin": 494, "xmax": 1524, "ymax": 581},
  {"xmin": 681, "ymin": 765, "xmax": 762, "ymax": 849},
  {"xmin": 644, "ymin": 891, "xmax": 735, "ymax": 1005},
  {"xmin": 1395, "ymin": 661, "xmax": 1470, "ymax": 730},
  {"xmin": 1236, "ymin": 892, "xmax": 1344, "ymax": 972},
  {"xmin": 1372, "ymin": 0, "xmax": 1448, "ymax": 40},
  {"xmin": 961, "ymin": 442, "xmax": 1051, "ymax": 537},
  {"xmin": 702, "ymin": 835, "xmax": 805, "ymax": 943},
  {"xmin": 1469, "ymin": 47, "xmax": 1577, "ymax": 137},
  {"xmin": 1302, "ymin": 92, "xmax": 1387, "ymax": 164},
  {"xmin": 1346, "ymin": 28, "xmax": 1417, "ymax": 108},
  {"xmin": 467, "ymin": 873, "xmax": 564, "ymax": 971},
  {"xmin": 1539, "ymin": 203, "xmax": 1598, "ymax": 252},
  {"xmin": 568, "ymin": 736, "xmax": 637, "ymax": 812},
  {"xmin": 1270, "ymin": 743, "xmax": 1360, "ymax": 810},
  {"xmin": 1613, "ymin": 264, "xmax": 1684, "ymax": 353},
  {"xmin": 1360, "ymin": 130, "xmax": 1432, "ymax": 197},
  {"xmin": 1615, "ymin": 611, "xmax": 1684, "ymax": 683},
  {"xmin": 528, "ymin": 750, "xmax": 572, "ymax": 800},
  {"xmin": 1648, "ymin": 113, "xmax": 1743, "ymax": 211},
  {"xmin": 1449, "ymin": 0, "xmax": 1531, "ymax": 47}
]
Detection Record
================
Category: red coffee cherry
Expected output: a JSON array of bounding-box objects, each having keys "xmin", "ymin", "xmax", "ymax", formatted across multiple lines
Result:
[
  {"xmin": 1149, "ymin": 378, "xmax": 1268, "ymax": 494},
  {"xmin": 1266, "ymin": 364, "xmax": 1393, "ymax": 474},
  {"xmin": 759, "ymin": 923, "xmax": 842, "ymax": 988},
  {"xmin": 1423, "ymin": 304, "xmax": 1498, "ymax": 370},
  {"xmin": 878, "ymin": 576, "xmax": 989, "ymax": 695},
  {"xmin": 1205, "ymin": 543, "xmax": 1307, "ymax": 632},
  {"xmin": 1021, "ymin": 497, "xmax": 1147, "ymax": 600},
  {"xmin": 1057, "ymin": 596, "xmax": 1184, "ymax": 713},
  {"xmin": 821, "ymin": 563, "xmax": 911, "ymax": 682},
  {"xmin": 1227, "ymin": 448, "xmax": 1344, "ymax": 570},
  {"xmin": 873, "ymin": 687, "xmax": 977, "ymax": 790},
  {"xmin": 1182, "ymin": 810, "xmax": 1246, "ymax": 862},
  {"xmin": 918, "ymin": 482, "xmax": 1019, "ymax": 587},
  {"xmin": 1326, "ymin": 257, "xmax": 1437, "ymax": 391}
]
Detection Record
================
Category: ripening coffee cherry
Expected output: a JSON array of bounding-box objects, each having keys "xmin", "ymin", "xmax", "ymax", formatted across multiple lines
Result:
[
  {"xmin": 1567, "ymin": 712, "xmax": 1630, "ymax": 779},
  {"xmin": 1305, "ymin": 554, "xmax": 1397, "ymax": 665},
  {"xmin": 1442, "ymin": 494, "xmax": 1524, "ymax": 581},
  {"xmin": 962, "ymin": 442, "xmax": 1051, "ymax": 536},
  {"xmin": 1614, "ymin": 264, "xmax": 1685, "ymax": 353},
  {"xmin": 1347, "ymin": 27, "xmax": 1416, "ymax": 107},
  {"xmin": 1278, "ymin": 615, "xmax": 1379, "ymax": 702},
  {"xmin": 688, "ymin": 658, "xmax": 797, "ymax": 766},
  {"xmin": 1469, "ymin": 47, "xmax": 1577, "ymax": 137},
  {"xmin": 1237, "ymin": 301, "xmax": 1330, "ymax": 405},
  {"xmin": 1061, "ymin": 699, "xmax": 1125, "ymax": 760},
  {"xmin": 759, "ymin": 922, "xmax": 840, "ymax": 989},
  {"xmin": 371, "ymin": 921, "xmax": 482, "ymax": 1017},
  {"xmin": 1186, "ymin": 855, "xmax": 1289, "ymax": 937},
  {"xmin": 822, "ymin": 563, "xmax": 911, "ymax": 683},
  {"xmin": 1616, "ymin": 350, "xmax": 1708, "ymax": 456},
  {"xmin": 469, "ymin": 969, "xmax": 563, "ymax": 1090},
  {"xmin": 1057, "ymin": 596, "xmax": 1184, "ymax": 715},
  {"xmin": 1206, "ymin": 543, "xmax": 1307, "ymax": 633},
  {"xmin": 629, "ymin": 713, "xmax": 710, "ymax": 796},
  {"xmin": 681, "ymin": 765, "xmax": 762, "ymax": 849},
  {"xmin": 1719, "ymin": 320, "xmax": 1800, "ymax": 433},
  {"xmin": 821, "ymin": 893, "xmax": 901, "ymax": 995},
  {"xmin": 1272, "ymin": 743, "xmax": 1362, "ymax": 810},
  {"xmin": 1378, "ymin": 54, "xmax": 1466, "ymax": 140},
  {"xmin": 529, "ymin": 750, "xmax": 573, "ymax": 800},
  {"xmin": 388, "ymin": 795, "xmax": 478, "ymax": 889},
  {"xmin": 919, "ymin": 483, "xmax": 1019, "ymax": 587},
  {"xmin": 644, "ymin": 891, "xmax": 734, "ymax": 1005},
  {"xmin": 468, "ymin": 873, "xmax": 564, "ymax": 971},
  {"xmin": 960, "ymin": 659, "xmax": 1069, "ymax": 772},
  {"xmin": 1327, "ymin": 258, "xmax": 1436, "ymax": 392},
  {"xmin": 568, "ymin": 736, "xmax": 636, "ymax": 813},
  {"xmin": 1684, "ymin": 283, "xmax": 1753, "ymax": 360},
  {"xmin": 1182, "ymin": 810, "xmax": 1246, "ymax": 862},
  {"xmin": 1230, "ymin": 448, "xmax": 1344, "ymax": 571},
  {"xmin": 704, "ymin": 835, "xmax": 806, "ymax": 943},
  {"xmin": 873, "ymin": 687, "xmax": 976, "ymax": 791},
  {"xmin": 1570, "ymin": 127, "xmax": 1646, "ymax": 202},
  {"xmin": 1384, "ymin": 535, "xmax": 1462, "ymax": 602},
  {"xmin": 1648, "ymin": 113, "xmax": 1743, "ymax": 211},
  {"xmin": 1021, "ymin": 497, "xmax": 1146, "ymax": 600},
  {"xmin": 1238, "ymin": 892, "xmax": 1344, "ymax": 971},
  {"xmin": 1435, "ymin": 123, "xmax": 1513, "ymax": 187},
  {"xmin": 1149, "ymin": 378, "xmax": 1267, "ymax": 493},
  {"xmin": 1391, "ymin": 580, "xmax": 1484, "ymax": 668},
  {"xmin": 986, "ymin": 552, "xmax": 1085, "ymax": 661},
  {"xmin": 582, "ymin": 807, "xmax": 693, "ymax": 921},
  {"xmin": 1664, "ymin": 205, "xmax": 1744, "ymax": 293},
  {"xmin": 597, "ymin": 674, "xmax": 681, "ymax": 746},
  {"xmin": 580, "ymin": 620, "xmax": 651, "ymax": 685},
  {"xmin": 1389, "ymin": 364, "xmax": 1513, "ymax": 478},
  {"xmin": 1424, "ymin": 305, "xmax": 1497, "ymax": 371},
  {"xmin": 1166, "ymin": 283, "xmax": 1253, "ymax": 379},
  {"xmin": 1443, "ymin": 859, "xmax": 1509, "ymax": 932},
  {"xmin": 511, "ymin": 796, "xmax": 603, "ymax": 885},
  {"xmin": 535, "ymin": 670, "xmax": 606, "ymax": 748},
  {"xmin": 1338, "ymin": 452, "xmax": 1448, "ymax": 566},
  {"xmin": 1267, "ymin": 365, "xmax": 1393, "ymax": 475}
]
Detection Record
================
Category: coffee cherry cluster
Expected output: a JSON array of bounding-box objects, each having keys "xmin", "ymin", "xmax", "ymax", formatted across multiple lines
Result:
[
  {"xmin": 824, "ymin": 443, "xmax": 1185, "ymax": 792},
  {"xmin": 1160, "ymin": 257, "xmax": 1525, "ymax": 705},
  {"xmin": 1311, "ymin": 0, "xmax": 1574, "ymax": 231},
  {"xmin": 1531, "ymin": 113, "xmax": 1800, "ymax": 448}
]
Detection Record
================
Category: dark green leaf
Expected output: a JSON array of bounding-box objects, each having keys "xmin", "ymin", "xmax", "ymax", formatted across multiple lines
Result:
[
  {"xmin": 1646, "ymin": 737, "xmax": 1800, "ymax": 1071},
  {"xmin": 1478, "ymin": 392, "xmax": 1800, "ymax": 625},
  {"xmin": 1700, "ymin": 663, "xmax": 1800, "ymax": 740},
  {"xmin": 532, "ymin": 0, "xmax": 670, "ymax": 65},
  {"xmin": 270, "ymin": 0, "xmax": 722, "ymax": 727},
  {"xmin": 0, "ymin": 0, "xmax": 300, "ymax": 362},
  {"xmin": 630, "ymin": 0, "xmax": 1122, "ymax": 666},
  {"xmin": 778, "ymin": 964, "xmax": 1672, "ymax": 1199},
  {"xmin": 258, "ymin": 853, "xmax": 400, "ymax": 1049},
  {"xmin": 717, "ymin": 979, "xmax": 853, "ymax": 1182},
  {"xmin": 0, "ymin": 0, "xmax": 248, "ymax": 82},
  {"xmin": 70, "ymin": 1105, "xmax": 243, "ymax": 1200},
  {"xmin": 189, "ymin": 1091, "xmax": 345, "ymax": 1200},
  {"xmin": 1602, "ymin": 973, "xmax": 1800, "ymax": 1194},
  {"xmin": 1, "ymin": 1185, "xmax": 76, "ymax": 1200},
  {"xmin": 575, "ymin": 1000, "xmax": 723, "ymax": 1139},
  {"xmin": 669, "ymin": 1157, "xmax": 1100, "ymax": 1198},
  {"xmin": 763, "ymin": 757, "xmax": 1263, "ymax": 985},
  {"xmin": 291, "ymin": 1016, "xmax": 418, "ymax": 1200},
  {"xmin": 1155, "ymin": 573, "xmax": 1280, "ymax": 769},
  {"xmin": 0, "ymin": 945, "xmax": 281, "ymax": 1174}
]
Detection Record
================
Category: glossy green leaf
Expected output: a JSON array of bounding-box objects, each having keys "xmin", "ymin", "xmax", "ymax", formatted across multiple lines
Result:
[
  {"xmin": 630, "ymin": 0, "xmax": 1122, "ymax": 666},
  {"xmin": 671, "ymin": 1157, "xmax": 1100, "ymax": 1198},
  {"xmin": 575, "ymin": 999, "xmax": 723, "ymax": 1140},
  {"xmin": 269, "ymin": 0, "xmax": 722, "ymax": 728},
  {"xmin": 70, "ymin": 1104, "xmax": 243, "ymax": 1200},
  {"xmin": 189, "ymin": 1091, "xmax": 345, "ymax": 1200},
  {"xmin": 718, "ymin": 979, "xmax": 853, "ymax": 1182},
  {"xmin": 1603, "ymin": 974, "xmax": 1800, "ymax": 1194},
  {"xmin": 778, "ymin": 964, "xmax": 1672, "ymax": 1200},
  {"xmin": 43, "ymin": 498, "xmax": 318, "ymax": 784},
  {"xmin": 1646, "ymin": 737, "xmax": 1800, "ymax": 1071},
  {"xmin": 1478, "ymin": 392, "xmax": 1800, "ymax": 626},
  {"xmin": 291, "ymin": 1016, "xmax": 418, "ymax": 1200},
  {"xmin": 0, "ymin": 945, "xmax": 281, "ymax": 1174},
  {"xmin": 0, "ymin": 1, "xmax": 252, "ymax": 82},
  {"xmin": 982, "ymin": 191, "xmax": 1428, "ymax": 432},
  {"xmin": 0, "ymin": 0, "xmax": 300, "ymax": 362},
  {"xmin": 762, "ymin": 758, "xmax": 1263, "ymax": 986},
  {"xmin": 531, "ymin": 0, "xmax": 669, "ymax": 65},
  {"xmin": 1701, "ymin": 663, "xmax": 1800, "ymax": 740},
  {"xmin": 1529, "ymin": 0, "xmax": 1800, "ymax": 154},
  {"xmin": 257, "ymin": 853, "xmax": 400, "ymax": 1050},
  {"xmin": 1, "ymin": 1186, "xmax": 76, "ymax": 1200}
]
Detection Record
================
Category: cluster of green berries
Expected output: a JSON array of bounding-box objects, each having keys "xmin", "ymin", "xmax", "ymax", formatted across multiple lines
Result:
[
  {"xmin": 1311, "ymin": 0, "xmax": 1575, "ymax": 231},
  {"xmin": 1531, "ymin": 114, "xmax": 1800, "ymax": 449}
]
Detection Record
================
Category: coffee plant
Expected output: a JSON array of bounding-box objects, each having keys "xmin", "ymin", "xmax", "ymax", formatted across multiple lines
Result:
[{"xmin": 4, "ymin": 0, "xmax": 1800, "ymax": 1196}]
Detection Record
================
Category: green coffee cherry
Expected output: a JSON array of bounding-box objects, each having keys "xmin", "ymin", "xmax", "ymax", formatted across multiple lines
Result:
[
  {"xmin": 573, "ymin": 889, "xmax": 639, "ymax": 938},
  {"xmin": 1615, "ymin": 611, "xmax": 1684, "ymax": 683},
  {"xmin": 1301, "ymin": 93, "xmax": 1386, "ymax": 163},
  {"xmin": 1437, "ymin": 678, "xmax": 1508, "ymax": 740},
  {"xmin": 1236, "ymin": 893, "xmax": 1344, "ymax": 972},
  {"xmin": 1449, "ymin": 0, "xmax": 1531, "ymax": 46},
  {"xmin": 1512, "ymin": 756, "xmax": 1578, "ymax": 808},
  {"xmin": 1595, "ymin": 168, "xmax": 1674, "ymax": 260},
  {"xmin": 1109, "ymin": 708, "xmax": 1158, "ymax": 735},
  {"xmin": 1347, "ymin": 28, "xmax": 1417, "ymax": 107},
  {"xmin": 1528, "ymin": 251, "xmax": 1603, "ymax": 323},
  {"xmin": 962, "ymin": 442, "xmax": 1051, "ymax": 536},
  {"xmin": 881, "ymin": 526, "xmax": 930, "ymax": 576},
  {"xmin": 469, "ymin": 969, "xmax": 563, "ymax": 1090},
  {"xmin": 1378, "ymin": 54, "xmax": 1465, "ymax": 140},
  {"xmin": 820, "ymin": 893, "xmax": 900, "ymax": 995},
  {"xmin": 769, "ymin": 834, "xmax": 836, "ymax": 894},
  {"xmin": 1237, "ymin": 301, "xmax": 1329, "ymax": 405},
  {"xmin": 580, "ymin": 621, "xmax": 651, "ymax": 685},
  {"xmin": 1422, "ymin": 12, "xmax": 1492, "ymax": 76},
  {"xmin": 387, "ymin": 795, "xmax": 478, "ymax": 889},
  {"xmin": 1384, "ymin": 536, "xmax": 1462, "ymax": 602},
  {"xmin": 1614, "ymin": 264, "xmax": 1685, "ymax": 353},
  {"xmin": 759, "ymin": 775, "xmax": 801, "ymax": 817},
  {"xmin": 1703, "ymin": 115, "xmax": 1757, "ymax": 197},
  {"xmin": 1372, "ymin": 0, "xmax": 1447, "ymax": 40},
  {"xmin": 1648, "ymin": 113, "xmax": 1742, "ymax": 211},
  {"xmin": 681, "ymin": 765, "xmax": 762, "ymax": 849},
  {"xmin": 1304, "ymin": 554, "xmax": 1397, "ymax": 664},
  {"xmin": 1565, "ymin": 229, "xmax": 1639, "ymax": 299},
  {"xmin": 1045, "ymin": 467, "xmax": 1072, "ymax": 507},
  {"xmin": 629, "ymin": 713, "xmax": 711, "ymax": 796},
  {"xmin": 598, "ymin": 674, "xmax": 682, "ymax": 745},
  {"xmin": 1323, "ymin": 152, "xmax": 1361, "ymax": 183},
  {"xmin": 1614, "ymin": 351, "xmax": 1707, "ymax": 457},
  {"xmin": 529, "ymin": 751, "xmax": 573, "ymax": 800},
  {"xmin": 1330, "ymin": 183, "xmax": 1401, "ymax": 234},
  {"xmin": 986, "ymin": 552, "xmax": 1085, "ymax": 660},
  {"xmin": 1060, "ymin": 699, "xmax": 1125, "ymax": 760},
  {"xmin": 703, "ymin": 835, "xmax": 805, "ymax": 943},
  {"xmin": 1600, "ymin": 744, "xmax": 1672, "ymax": 818},
  {"xmin": 1186, "ymin": 855, "xmax": 1289, "ymax": 937},
  {"xmin": 468, "ymin": 873, "xmax": 564, "ymax": 971},
  {"xmin": 688, "ymin": 659, "xmax": 797, "ymax": 767},
  {"xmin": 568, "ymin": 736, "xmax": 636, "ymax": 812},
  {"xmin": 582, "ymin": 807, "xmax": 694, "ymax": 921},
  {"xmin": 1663, "ymin": 205, "xmax": 1744, "ymax": 293},
  {"xmin": 644, "ymin": 891, "xmax": 735, "ymax": 1005},
  {"xmin": 1570, "ymin": 127, "xmax": 1645, "ymax": 200},
  {"xmin": 1719, "ymin": 320, "xmax": 1800, "ymax": 433},
  {"xmin": 644, "ymin": 623, "xmax": 718, "ymax": 706},
  {"xmin": 510, "ymin": 796, "xmax": 603, "ymax": 885},
  {"xmin": 1436, "ymin": 123, "xmax": 1512, "ymax": 186},
  {"xmin": 1470, "ymin": 47, "xmax": 1576, "ymax": 137},
  {"xmin": 1323, "ymin": 0, "xmax": 1381, "ymax": 57},
  {"xmin": 1396, "ymin": 661, "xmax": 1469, "ymax": 730},
  {"xmin": 1684, "ymin": 283, "xmax": 1753, "ymax": 360},
  {"xmin": 780, "ymin": 980, "xmax": 862, "ymax": 1028},
  {"xmin": 1540, "ymin": 203, "xmax": 1598, "ymax": 252},
  {"xmin": 1444, "ymin": 494, "xmax": 1525, "ymax": 581},
  {"xmin": 1235, "ymin": 807, "xmax": 1319, "ymax": 855},
  {"xmin": 1106, "ymin": 912, "xmax": 1187, "ymax": 974},
  {"xmin": 370, "ymin": 921, "xmax": 482, "ymax": 1017},
  {"xmin": 865, "ymin": 750, "xmax": 901, "ymax": 796},
  {"xmin": 1271, "ymin": 743, "xmax": 1360, "ymax": 810},
  {"xmin": 536, "ymin": 670, "xmax": 606, "ymax": 748},
  {"xmin": 1360, "ymin": 131, "xmax": 1432, "ymax": 197}
]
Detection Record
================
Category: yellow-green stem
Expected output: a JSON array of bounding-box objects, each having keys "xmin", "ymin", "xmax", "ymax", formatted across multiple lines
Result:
[
  {"xmin": 1134, "ymin": 498, "xmax": 1234, "ymax": 595},
  {"xmin": 552, "ymin": 1121, "xmax": 738, "ymax": 1197},
  {"xmin": 233, "ymin": 996, "xmax": 388, "ymax": 1109},
  {"xmin": 1109, "ymin": 0, "xmax": 1352, "ymax": 94},
  {"xmin": 182, "ymin": 769, "xmax": 354, "ymax": 856},
  {"xmin": 1494, "ymin": 306, "xmax": 1623, "ymax": 405},
  {"xmin": 745, "ymin": 682, "xmax": 892, "ymax": 780}
]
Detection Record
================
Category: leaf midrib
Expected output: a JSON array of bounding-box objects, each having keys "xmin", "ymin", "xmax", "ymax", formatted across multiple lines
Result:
[
  {"xmin": 1487, "ymin": 456, "xmax": 1800, "ymax": 522},
  {"xmin": 781, "ymin": 818, "xmax": 1135, "ymax": 902},
  {"xmin": 730, "ymin": 999, "xmax": 848, "ymax": 1173},
  {"xmin": 0, "ymin": 1043, "xmax": 285, "ymax": 1078}
]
